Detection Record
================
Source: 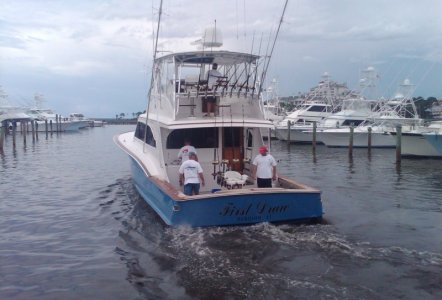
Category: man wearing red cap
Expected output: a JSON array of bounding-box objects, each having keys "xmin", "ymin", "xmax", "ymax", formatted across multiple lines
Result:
[{"xmin": 251, "ymin": 145, "xmax": 277, "ymax": 188}]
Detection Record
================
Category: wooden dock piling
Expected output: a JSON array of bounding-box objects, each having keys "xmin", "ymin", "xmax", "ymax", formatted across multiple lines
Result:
[
  {"xmin": 287, "ymin": 120, "xmax": 292, "ymax": 144},
  {"xmin": 348, "ymin": 124, "xmax": 354, "ymax": 156},
  {"xmin": 12, "ymin": 123, "xmax": 16, "ymax": 149},
  {"xmin": 58, "ymin": 115, "xmax": 62, "ymax": 132},
  {"xmin": 45, "ymin": 120, "xmax": 48, "ymax": 138},
  {"xmin": 312, "ymin": 121, "xmax": 317, "ymax": 152},
  {"xmin": 396, "ymin": 125, "xmax": 402, "ymax": 163},
  {"xmin": 0, "ymin": 126, "xmax": 4, "ymax": 150},
  {"xmin": 31, "ymin": 120, "xmax": 35, "ymax": 142},
  {"xmin": 23, "ymin": 122, "xmax": 27, "ymax": 146},
  {"xmin": 367, "ymin": 126, "xmax": 372, "ymax": 151}
]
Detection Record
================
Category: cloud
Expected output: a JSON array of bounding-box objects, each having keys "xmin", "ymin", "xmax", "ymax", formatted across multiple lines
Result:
[
  {"xmin": 49, "ymin": 60, "xmax": 112, "ymax": 76},
  {"xmin": 302, "ymin": 56, "xmax": 319, "ymax": 63},
  {"xmin": 1, "ymin": 0, "xmax": 442, "ymax": 117}
]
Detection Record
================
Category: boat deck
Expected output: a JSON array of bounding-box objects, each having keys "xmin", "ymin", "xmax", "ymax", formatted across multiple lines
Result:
[{"xmin": 151, "ymin": 173, "xmax": 320, "ymax": 201}]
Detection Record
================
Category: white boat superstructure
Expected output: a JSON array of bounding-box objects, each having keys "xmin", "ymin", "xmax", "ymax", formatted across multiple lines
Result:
[
  {"xmin": 124, "ymin": 49, "xmax": 272, "ymax": 189},
  {"xmin": 321, "ymin": 98, "xmax": 378, "ymax": 128}
]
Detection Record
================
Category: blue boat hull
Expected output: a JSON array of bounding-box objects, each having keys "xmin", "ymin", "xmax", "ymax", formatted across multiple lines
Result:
[{"xmin": 130, "ymin": 158, "xmax": 323, "ymax": 227}]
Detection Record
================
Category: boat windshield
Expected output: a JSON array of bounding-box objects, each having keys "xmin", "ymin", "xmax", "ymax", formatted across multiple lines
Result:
[{"xmin": 166, "ymin": 128, "xmax": 219, "ymax": 149}]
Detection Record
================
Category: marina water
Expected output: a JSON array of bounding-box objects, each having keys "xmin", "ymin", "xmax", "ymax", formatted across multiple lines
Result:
[{"xmin": 1, "ymin": 125, "xmax": 441, "ymax": 299}]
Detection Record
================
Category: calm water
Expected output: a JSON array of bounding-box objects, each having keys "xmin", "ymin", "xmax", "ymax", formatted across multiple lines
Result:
[{"xmin": 1, "ymin": 125, "xmax": 441, "ymax": 300}]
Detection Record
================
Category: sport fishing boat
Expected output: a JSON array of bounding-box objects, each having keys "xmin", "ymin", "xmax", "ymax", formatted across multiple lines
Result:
[{"xmin": 114, "ymin": 8, "xmax": 322, "ymax": 227}]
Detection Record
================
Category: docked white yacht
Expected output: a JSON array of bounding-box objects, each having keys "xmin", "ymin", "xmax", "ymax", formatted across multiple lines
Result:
[
  {"xmin": 68, "ymin": 113, "xmax": 91, "ymax": 129},
  {"xmin": 318, "ymin": 79, "xmax": 423, "ymax": 148}
]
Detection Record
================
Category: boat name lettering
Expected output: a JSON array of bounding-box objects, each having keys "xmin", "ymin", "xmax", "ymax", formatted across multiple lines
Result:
[{"xmin": 219, "ymin": 202, "xmax": 289, "ymax": 218}]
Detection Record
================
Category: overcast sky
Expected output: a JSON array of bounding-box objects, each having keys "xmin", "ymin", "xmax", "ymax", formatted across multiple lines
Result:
[{"xmin": 1, "ymin": 0, "xmax": 442, "ymax": 117}]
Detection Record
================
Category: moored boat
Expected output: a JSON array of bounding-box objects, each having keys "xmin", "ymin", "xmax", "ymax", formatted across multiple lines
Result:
[
  {"xmin": 26, "ymin": 108, "xmax": 84, "ymax": 132},
  {"xmin": 68, "ymin": 113, "xmax": 91, "ymax": 129}
]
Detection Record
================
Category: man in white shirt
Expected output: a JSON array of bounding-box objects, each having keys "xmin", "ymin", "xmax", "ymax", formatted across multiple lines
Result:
[
  {"xmin": 178, "ymin": 139, "xmax": 198, "ymax": 162},
  {"xmin": 179, "ymin": 152, "xmax": 205, "ymax": 195},
  {"xmin": 207, "ymin": 63, "xmax": 222, "ymax": 89},
  {"xmin": 204, "ymin": 63, "xmax": 222, "ymax": 117},
  {"xmin": 251, "ymin": 145, "xmax": 277, "ymax": 188}
]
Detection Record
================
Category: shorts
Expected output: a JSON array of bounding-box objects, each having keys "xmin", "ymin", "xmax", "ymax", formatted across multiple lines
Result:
[
  {"xmin": 184, "ymin": 183, "xmax": 201, "ymax": 195},
  {"xmin": 257, "ymin": 178, "xmax": 272, "ymax": 188},
  {"xmin": 205, "ymin": 96, "xmax": 216, "ymax": 103}
]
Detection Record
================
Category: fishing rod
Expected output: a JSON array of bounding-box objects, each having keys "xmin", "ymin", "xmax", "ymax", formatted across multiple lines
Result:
[
  {"xmin": 257, "ymin": 0, "xmax": 288, "ymax": 99},
  {"xmin": 243, "ymin": 31, "xmax": 256, "ymax": 96},
  {"xmin": 250, "ymin": 32, "xmax": 264, "ymax": 99}
]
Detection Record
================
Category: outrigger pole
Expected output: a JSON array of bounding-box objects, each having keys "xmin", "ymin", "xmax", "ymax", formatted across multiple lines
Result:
[
  {"xmin": 144, "ymin": 0, "xmax": 163, "ymax": 151},
  {"xmin": 257, "ymin": 0, "xmax": 288, "ymax": 99}
]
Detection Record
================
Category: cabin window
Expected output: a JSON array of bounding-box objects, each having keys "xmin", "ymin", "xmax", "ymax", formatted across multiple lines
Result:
[
  {"xmin": 308, "ymin": 105, "xmax": 328, "ymax": 112},
  {"xmin": 247, "ymin": 129, "xmax": 253, "ymax": 148},
  {"xmin": 224, "ymin": 127, "xmax": 241, "ymax": 147},
  {"xmin": 135, "ymin": 122, "xmax": 156, "ymax": 147},
  {"xmin": 342, "ymin": 120, "xmax": 364, "ymax": 126},
  {"xmin": 166, "ymin": 128, "xmax": 219, "ymax": 149}
]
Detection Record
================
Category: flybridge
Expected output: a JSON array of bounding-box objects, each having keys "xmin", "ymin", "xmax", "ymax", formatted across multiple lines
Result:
[
  {"xmin": 153, "ymin": 50, "xmax": 263, "ymax": 100},
  {"xmin": 149, "ymin": 49, "xmax": 266, "ymax": 121}
]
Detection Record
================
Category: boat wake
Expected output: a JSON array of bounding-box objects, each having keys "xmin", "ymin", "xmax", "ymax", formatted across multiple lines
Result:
[{"xmin": 103, "ymin": 178, "xmax": 442, "ymax": 299}]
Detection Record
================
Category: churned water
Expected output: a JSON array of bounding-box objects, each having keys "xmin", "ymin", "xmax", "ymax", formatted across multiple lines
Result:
[{"xmin": 0, "ymin": 125, "xmax": 441, "ymax": 299}]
